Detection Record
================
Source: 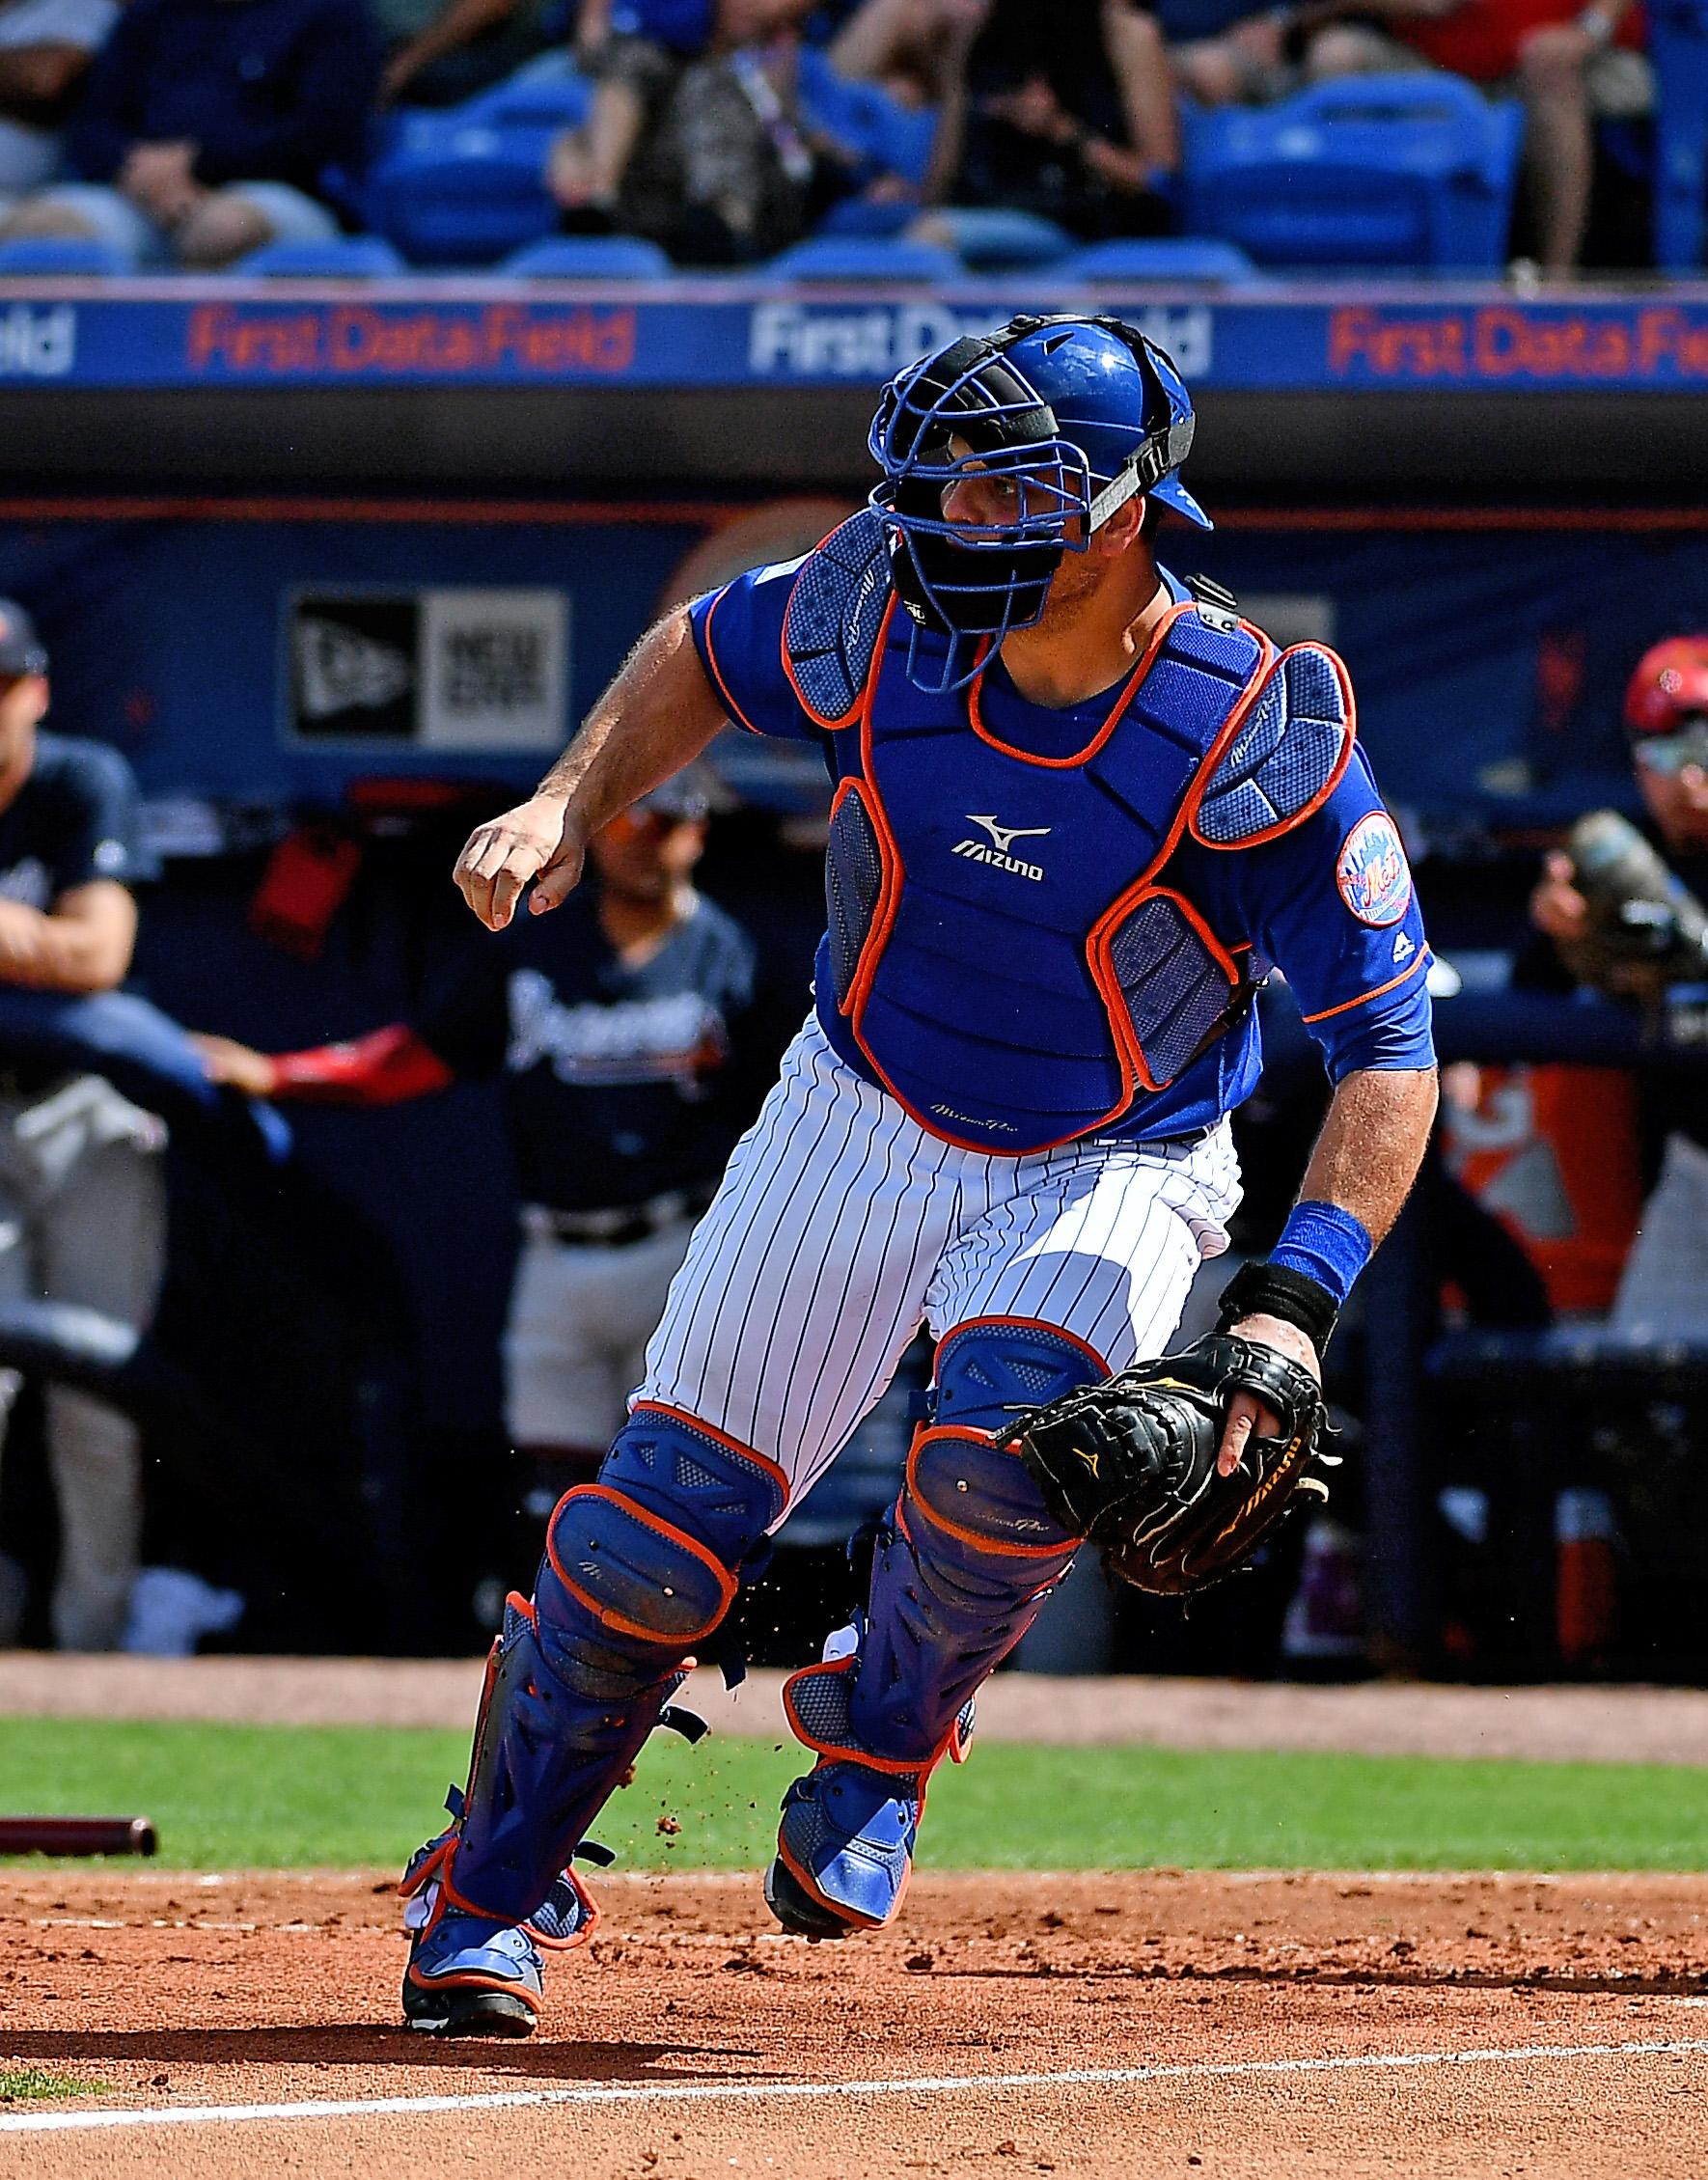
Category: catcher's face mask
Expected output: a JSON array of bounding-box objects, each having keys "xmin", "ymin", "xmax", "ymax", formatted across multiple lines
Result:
[
  {"xmin": 868, "ymin": 336, "xmax": 1081, "ymax": 694},
  {"xmin": 867, "ymin": 316, "xmax": 1207, "ymax": 697}
]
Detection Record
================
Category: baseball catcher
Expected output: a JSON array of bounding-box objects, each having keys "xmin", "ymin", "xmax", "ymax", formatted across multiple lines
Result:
[{"xmin": 395, "ymin": 312, "xmax": 1438, "ymax": 2032}]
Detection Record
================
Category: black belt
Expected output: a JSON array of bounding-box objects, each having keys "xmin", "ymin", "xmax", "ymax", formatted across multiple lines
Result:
[{"xmin": 522, "ymin": 1182, "xmax": 717, "ymax": 1250}]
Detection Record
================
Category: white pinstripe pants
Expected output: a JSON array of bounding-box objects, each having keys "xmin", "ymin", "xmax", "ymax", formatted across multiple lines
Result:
[{"xmin": 637, "ymin": 1014, "xmax": 1243, "ymax": 1519}]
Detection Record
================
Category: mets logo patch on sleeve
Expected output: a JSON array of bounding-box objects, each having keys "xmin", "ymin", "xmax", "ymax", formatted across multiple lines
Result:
[{"xmin": 1336, "ymin": 811, "xmax": 1413, "ymax": 926}]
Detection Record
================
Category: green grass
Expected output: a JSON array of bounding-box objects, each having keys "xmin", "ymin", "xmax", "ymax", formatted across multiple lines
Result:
[
  {"xmin": 0, "ymin": 2068, "xmax": 108, "ymax": 2101},
  {"xmin": 3, "ymin": 1716, "xmax": 1705, "ymax": 1873}
]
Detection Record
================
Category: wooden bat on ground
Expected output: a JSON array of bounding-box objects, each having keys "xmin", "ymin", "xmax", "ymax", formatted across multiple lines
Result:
[{"xmin": 0, "ymin": 1815, "xmax": 156, "ymax": 1856}]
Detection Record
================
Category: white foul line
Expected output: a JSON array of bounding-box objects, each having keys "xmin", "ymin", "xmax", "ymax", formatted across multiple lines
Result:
[{"xmin": 5, "ymin": 2038, "xmax": 1707, "ymax": 2137}]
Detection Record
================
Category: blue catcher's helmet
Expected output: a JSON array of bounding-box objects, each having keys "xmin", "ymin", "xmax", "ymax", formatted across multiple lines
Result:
[{"xmin": 868, "ymin": 314, "xmax": 1209, "ymax": 692}]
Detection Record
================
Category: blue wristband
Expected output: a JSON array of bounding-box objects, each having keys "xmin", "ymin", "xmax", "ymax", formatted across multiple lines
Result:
[{"xmin": 1271, "ymin": 1200, "xmax": 1373, "ymax": 1311}]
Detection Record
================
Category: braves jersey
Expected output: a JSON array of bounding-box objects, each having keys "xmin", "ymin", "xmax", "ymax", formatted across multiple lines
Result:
[
  {"xmin": 0, "ymin": 732, "xmax": 151, "ymax": 912},
  {"xmin": 413, "ymin": 889, "xmax": 758, "ymax": 1214},
  {"xmin": 690, "ymin": 546, "xmax": 1432, "ymax": 1151}
]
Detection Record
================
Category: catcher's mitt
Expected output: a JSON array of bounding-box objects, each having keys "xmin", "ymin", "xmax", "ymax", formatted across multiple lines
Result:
[{"xmin": 1006, "ymin": 1334, "xmax": 1331, "ymax": 1597}]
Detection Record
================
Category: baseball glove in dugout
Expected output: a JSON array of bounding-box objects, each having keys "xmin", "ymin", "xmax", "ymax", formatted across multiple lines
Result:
[{"xmin": 1006, "ymin": 1334, "xmax": 1333, "ymax": 1596}]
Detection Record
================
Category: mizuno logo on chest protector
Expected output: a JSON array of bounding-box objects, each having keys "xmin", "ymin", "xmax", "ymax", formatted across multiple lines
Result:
[
  {"xmin": 789, "ymin": 517, "xmax": 1358, "ymax": 1156},
  {"xmin": 953, "ymin": 814, "xmax": 1050, "ymax": 881}
]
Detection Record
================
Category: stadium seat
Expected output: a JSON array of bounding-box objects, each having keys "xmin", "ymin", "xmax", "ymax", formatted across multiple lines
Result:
[
  {"xmin": 796, "ymin": 48, "xmax": 938, "ymax": 191},
  {"xmin": 922, "ymin": 207, "xmax": 1075, "ymax": 269},
  {"xmin": 1650, "ymin": 0, "xmax": 1708, "ymax": 271},
  {"xmin": 365, "ymin": 119, "xmax": 559, "ymax": 266},
  {"xmin": 501, "ymin": 235, "xmax": 675, "ymax": 277},
  {"xmin": 1053, "ymin": 236, "xmax": 1262, "ymax": 284},
  {"xmin": 0, "ymin": 235, "xmax": 132, "ymax": 276},
  {"xmin": 236, "ymin": 236, "xmax": 408, "ymax": 278},
  {"xmin": 815, "ymin": 202, "xmax": 1073, "ymax": 271},
  {"xmin": 759, "ymin": 235, "xmax": 962, "ymax": 283},
  {"xmin": 460, "ymin": 53, "xmax": 594, "ymax": 133},
  {"xmin": 1182, "ymin": 74, "xmax": 1524, "ymax": 270}
]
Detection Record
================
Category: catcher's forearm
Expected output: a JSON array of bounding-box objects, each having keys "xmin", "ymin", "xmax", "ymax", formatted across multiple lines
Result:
[
  {"xmin": 1219, "ymin": 1063, "xmax": 1437, "ymax": 1350},
  {"xmin": 1298, "ymin": 1063, "xmax": 1438, "ymax": 1245},
  {"xmin": 534, "ymin": 606, "xmax": 727, "ymax": 838}
]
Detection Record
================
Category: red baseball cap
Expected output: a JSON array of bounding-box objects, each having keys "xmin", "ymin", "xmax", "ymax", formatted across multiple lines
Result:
[{"xmin": 1625, "ymin": 636, "xmax": 1708, "ymax": 772}]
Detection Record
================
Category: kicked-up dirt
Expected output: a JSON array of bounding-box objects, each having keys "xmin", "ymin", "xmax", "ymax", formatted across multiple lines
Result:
[{"xmin": 1, "ymin": 1867, "xmax": 1704, "ymax": 2179}]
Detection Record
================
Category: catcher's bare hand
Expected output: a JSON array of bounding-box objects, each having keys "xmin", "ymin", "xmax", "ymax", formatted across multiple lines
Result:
[
  {"xmin": 455, "ymin": 794, "xmax": 585, "ymax": 930},
  {"xmin": 1217, "ymin": 1311, "xmax": 1320, "ymax": 1476}
]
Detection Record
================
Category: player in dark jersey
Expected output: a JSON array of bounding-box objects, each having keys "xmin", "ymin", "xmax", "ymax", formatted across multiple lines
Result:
[
  {"xmin": 196, "ymin": 768, "xmax": 758, "ymax": 1509},
  {"xmin": 0, "ymin": 597, "xmax": 163, "ymax": 1652}
]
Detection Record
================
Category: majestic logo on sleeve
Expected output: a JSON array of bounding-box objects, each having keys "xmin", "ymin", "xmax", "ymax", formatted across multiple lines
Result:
[
  {"xmin": 1335, "ymin": 812, "xmax": 1413, "ymax": 927},
  {"xmin": 952, "ymin": 814, "xmax": 1051, "ymax": 882}
]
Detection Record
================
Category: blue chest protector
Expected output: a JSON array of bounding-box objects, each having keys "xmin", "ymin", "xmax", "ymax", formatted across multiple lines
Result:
[{"xmin": 785, "ymin": 511, "xmax": 1356, "ymax": 1156}]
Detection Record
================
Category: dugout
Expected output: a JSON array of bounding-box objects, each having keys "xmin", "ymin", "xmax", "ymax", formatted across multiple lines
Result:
[{"xmin": 2, "ymin": 272, "xmax": 1706, "ymax": 1669}]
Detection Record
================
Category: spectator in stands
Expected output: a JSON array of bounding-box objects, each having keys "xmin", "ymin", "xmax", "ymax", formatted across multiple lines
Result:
[
  {"xmin": 910, "ymin": 0, "xmax": 1179, "ymax": 248},
  {"xmin": 1166, "ymin": 0, "xmax": 1413, "ymax": 107},
  {"xmin": 823, "ymin": 0, "xmax": 990, "ymax": 110},
  {"xmin": 0, "ymin": 0, "xmax": 118, "ymax": 211},
  {"xmin": 0, "ymin": 0, "xmax": 382, "ymax": 268},
  {"xmin": 1173, "ymin": 0, "xmax": 1649, "ymax": 276},
  {"xmin": 1529, "ymin": 637, "xmax": 1708, "ymax": 999},
  {"xmin": 548, "ymin": 0, "xmax": 828, "ymax": 262},
  {"xmin": 0, "ymin": 601, "xmax": 163, "ymax": 1653},
  {"xmin": 194, "ymin": 770, "xmax": 767, "ymax": 1528},
  {"xmin": 376, "ymin": 0, "xmax": 554, "ymax": 109}
]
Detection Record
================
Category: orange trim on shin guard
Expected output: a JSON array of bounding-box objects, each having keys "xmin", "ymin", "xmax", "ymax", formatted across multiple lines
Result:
[
  {"xmin": 934, "ymin": 1315, "xmax": 1109, "ymax": 1380},
  {"xmin": 905, "ymin": 1425, "xmax": 1082, "ymax": 1559},
  {"xmin": 545, "ymin": 1483, "xmax": 738, "ymax": 1646},
  {"xmin": 625, "ymin": 1401, "xmax": 793, "ymax": 1508},
  {"xmin": 782, "ymin": 1655, "xmax": 940, "ymax": 1778}
]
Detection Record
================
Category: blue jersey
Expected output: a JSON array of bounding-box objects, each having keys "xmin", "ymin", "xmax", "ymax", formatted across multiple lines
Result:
[{"xmin": 691, "ymin": 547, "xmax": 1432, "ymax": 1149}]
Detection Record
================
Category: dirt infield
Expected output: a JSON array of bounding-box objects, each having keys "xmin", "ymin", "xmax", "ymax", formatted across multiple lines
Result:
[
  {"xmin": 10, "ymin": 1653, "xmax": 1708, "ymax": 1761},
  {"xmin": 4, "ymin": 1868, "xmax": 1706, "ymax": 2178}
]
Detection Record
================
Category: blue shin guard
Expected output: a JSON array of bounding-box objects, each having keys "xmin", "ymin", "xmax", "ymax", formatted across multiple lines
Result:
[
  {"xmin": 770, "ymin": 1323, "xmax": 1097, "ymax": 1937},
  {"xmin": 418, "ymin": 1405, "xmax": 785, "ymax": 1937}
]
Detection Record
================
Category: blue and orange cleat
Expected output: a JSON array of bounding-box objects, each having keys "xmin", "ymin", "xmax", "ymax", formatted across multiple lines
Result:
[
  {"xmin": 765, "ymin": 1646, "xmax": 971, "ymax": 1940},
  {"xmin": 766, "ymin": 1755, "xmax": 923, "ymax": 1938},
  {"xmin": 402, "ymin": 1904, "xmax": 545, "ymax": 2036},
  {"xmin": 399, "ymin": 1796, "xmax": 598, "ymax": 2035}
]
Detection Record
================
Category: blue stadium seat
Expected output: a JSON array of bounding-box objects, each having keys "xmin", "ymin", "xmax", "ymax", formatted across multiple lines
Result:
[
  {"xmin": 1182, "ymin": 73, "xmax": 1524, "ymax": 270},
  {"xmin": 1650, "ymin": 0, "xmax": 1708, "ymax": 271},
  {"xmin": 759, "ymin": 235, "xmax": 962, "ymax": 283},
  {"xmin": 1054, "ymin": 236, "xmax": 1261, "ymax": 284},
  {"xmin": 813, "ymin": 197, "xmax": 915, "ymax": 238},
  {"xmin": 813, "ymin": 201, "xmax": 1072, "ymax": 269},
  {"xmin": 501, "ymin": 235, "xmax": 675, "ymax": 277},
  {"xmin": 0, "ymin": 236, "xmax": 132, "ymax": 276},
  {"xmin": 796, "ymin": 48, "xmax": 938, "ymax": 191},
  {"xmin": 236, "ymin": 236, "xmax": 408, "ymax": 277},
  {"xmin": 365, "ymin": 118, "xmax": 558, "ymax": 266},
  {"xmin": 918, "ymin": 207, "xmax": 1074, "ymax": 269},
  {"xmin": 460, "ymin": 53, "xmax": 594, "ymax": 133}
]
